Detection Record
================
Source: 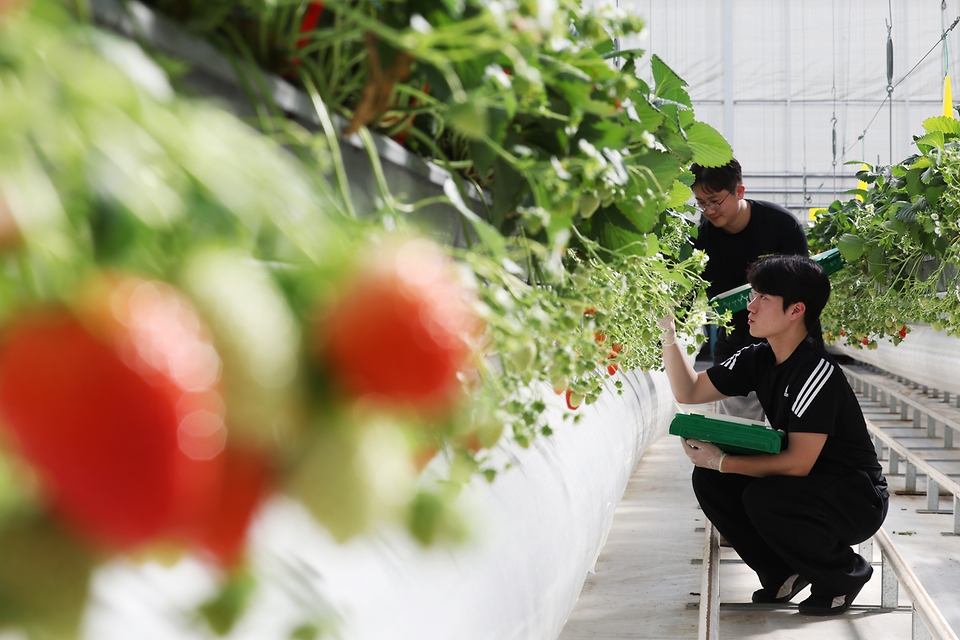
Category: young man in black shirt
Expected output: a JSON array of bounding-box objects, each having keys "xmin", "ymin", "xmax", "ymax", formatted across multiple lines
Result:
[
  {"xmin": 692, "ymin": 159, "xmax": 809, "ymax": 421},
  {"xmin": 659, "ymin": 255, "xmax": 888, "ymax": 616}
]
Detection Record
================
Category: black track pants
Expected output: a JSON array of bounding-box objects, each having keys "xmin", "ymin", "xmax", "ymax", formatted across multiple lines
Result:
[{"xmin": 692, "ymin": 468, "xmax": 888, "ymax": 597}]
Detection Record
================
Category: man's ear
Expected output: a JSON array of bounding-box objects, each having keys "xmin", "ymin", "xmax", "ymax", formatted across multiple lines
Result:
[{"xmin": 789, "ymin": 301, "xmax": 807, "ymax": 322}]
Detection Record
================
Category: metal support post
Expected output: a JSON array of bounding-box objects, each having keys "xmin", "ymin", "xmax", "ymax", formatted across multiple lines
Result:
[
  {"xmin": 889, "ymin": 449, "xmax": 900, "ymax": 475},
  {"xmin": 927, "ymin": 480, "xmax": 940, "ymax": 512},
  {"xmin": 914, "ymin": 408, "xmax": 921, "ymax": 429},
  {"xmin": 859, "ymin": 537, "xmax": 874, "ymax": 563},
  {"xmin": 881, "ymin": 554, "xmax": 899, "ymax": 609},
  {"xmin": 954, "ymin": 495, "xmax": 960, "ymax": 536},
  {"xmin": 906, "ymin": 462, "xmax": 918, "ymax": 492},
  {"xmin": 913, "ymin": 606, "xmax": 934, "ymax": 640},
  {"xmin": 928, "ymin": 415, "xmax": 937, "ymax": 439}
]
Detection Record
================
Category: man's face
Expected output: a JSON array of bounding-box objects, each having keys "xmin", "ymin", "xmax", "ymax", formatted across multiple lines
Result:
[
  {"xmin": 692, "ymin": 184, "xmax": 745, "ymax": 231},
  {"xmin": 746, "ymin": 289, "xmax": 794, "ymax": 338}
]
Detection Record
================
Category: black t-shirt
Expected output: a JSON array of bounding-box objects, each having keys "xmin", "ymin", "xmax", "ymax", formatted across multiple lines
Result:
[
  {"xmin": 706, "ymin": 337, "xmax": 886, "ymax": 487},
  {"xmin": 694, "ymin": 200, "xmax": 808, "ymax": 358}
]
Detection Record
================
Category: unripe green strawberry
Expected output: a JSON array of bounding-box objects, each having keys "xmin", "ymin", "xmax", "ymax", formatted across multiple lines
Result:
[{"xmin": 180, "ymin": 249, "xmax": 303, "ymax": 452}]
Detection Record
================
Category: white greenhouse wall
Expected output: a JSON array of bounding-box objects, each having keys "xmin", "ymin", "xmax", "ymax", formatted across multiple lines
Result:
[{"xmin": 595, "ymin": 0, "xmax": 960, "ymax": 217}]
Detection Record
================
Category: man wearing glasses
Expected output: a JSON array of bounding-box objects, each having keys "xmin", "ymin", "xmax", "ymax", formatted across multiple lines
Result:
[{"xmin": 691, "ymin": 158, "xmax": 808, "ymax": 421}]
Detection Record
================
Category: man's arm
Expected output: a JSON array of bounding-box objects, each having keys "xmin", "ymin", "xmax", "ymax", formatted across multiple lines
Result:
[
  {"xmin": 658, "ymin": 316, "xmax": 726, "ymax": 405},
  {"xmin": 715, "ymin": 432, "xmax": 826, "ymax": 477}
]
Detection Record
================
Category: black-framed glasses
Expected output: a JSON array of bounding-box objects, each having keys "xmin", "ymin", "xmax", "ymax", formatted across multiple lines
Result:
[{"xmin": 694, "ymin": 191, "xmax": 730, "ymax": 214}]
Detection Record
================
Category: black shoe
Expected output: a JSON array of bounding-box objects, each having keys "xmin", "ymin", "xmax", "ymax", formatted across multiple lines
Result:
[
  {"xmin": 798, "ymin": 580, "xmax": 867, "ymax": 616},
  {"xmin": 752, "ymin": 574, "xmax": 810, "ymax": 604}
]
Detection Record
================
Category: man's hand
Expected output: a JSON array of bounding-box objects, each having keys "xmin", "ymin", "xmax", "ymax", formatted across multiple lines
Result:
[
  {"xmin": 657, "ymin": 315, "xmax": 677, "ymax": 346},
  {"xmin": 681, "ymin": 438, "xmax": 727, "ymax": 472}
]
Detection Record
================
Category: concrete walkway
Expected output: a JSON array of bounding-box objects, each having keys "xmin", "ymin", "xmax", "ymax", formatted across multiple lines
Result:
[
  {"xmin": 558, "ymin": 425, "xmax": 705, "ymax": 639},
  {"xmin": 556, "ymin": 388, "xmax": 960, "ymax": 639}
]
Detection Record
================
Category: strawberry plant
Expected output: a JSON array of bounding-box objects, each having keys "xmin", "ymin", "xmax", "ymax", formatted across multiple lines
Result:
[
  {"xmin": 0, "ymin": 0, "xmax": 729, "ymax": 635},
  {"xmin": 810, "ymin": 116, "xmax": 960, "ymax": 347}
]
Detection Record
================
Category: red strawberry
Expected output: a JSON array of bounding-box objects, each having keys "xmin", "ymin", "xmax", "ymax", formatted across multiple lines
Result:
[{"xmin": 0, "ymin": 276, "xmax": 227, "ymax": 551}]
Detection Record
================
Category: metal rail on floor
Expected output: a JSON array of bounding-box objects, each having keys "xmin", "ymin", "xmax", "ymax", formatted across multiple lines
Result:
[
  {"xmin": 697, "ymin": 522, "xmax": 720, "ymax": 640},
  {"xmin": 699, "ymin": 524, "xmax": 958, "ymax": 640},
  {"xmin": 868, "ymin": 529, "xmax": 960, "ymax": 640},
  {"xmin": 842, "ymin": 367, "xmax": 960, "ymax": 535},
  {"xmin": 844, "ymin": 367, "xmax": 960, "ymax": 449}
]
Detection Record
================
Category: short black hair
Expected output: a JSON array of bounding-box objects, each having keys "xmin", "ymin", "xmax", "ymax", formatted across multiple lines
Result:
[
  {"xmin": 747, "ymin": 254, "xmax": 830, "ymax": 334},
  {"xmin": 691, "ymin": 158, "xmax": 743, "ymax": 195}
]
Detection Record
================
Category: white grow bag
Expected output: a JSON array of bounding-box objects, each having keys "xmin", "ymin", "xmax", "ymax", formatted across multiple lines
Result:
[
  {"xmin": 830, "ymin": 324, "xmax": 960, "ymax": 397},
  {"xmin": 84, "ymin": 370, "xmax": 678, "ymax": 640}
]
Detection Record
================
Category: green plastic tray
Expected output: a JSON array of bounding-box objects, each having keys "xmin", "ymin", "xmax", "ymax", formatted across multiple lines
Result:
[
  {"xmin": 669, "ymin": 411, "xmax": 784, "ymax": 455},
  {"xmin": 709, "ymin": 248, "xmax": 845, "ymax": 314}
]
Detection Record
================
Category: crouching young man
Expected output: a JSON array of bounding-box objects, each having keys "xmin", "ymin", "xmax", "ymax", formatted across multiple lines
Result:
[{"xmin": 658, "ymin": 255, "xmax": 889, "ymax": 616}]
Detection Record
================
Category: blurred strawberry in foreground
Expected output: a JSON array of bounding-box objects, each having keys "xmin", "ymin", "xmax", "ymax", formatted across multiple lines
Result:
[
  {"xmin": 181, "ymin": 249, "xmax": 304, "ymax": 454},
  {"xmin": 316, "ymin": 237, "xmax": 483, "ymax": 415},
  {"xmin": 0, "ymin": 275, "xmax": 227, "ymax": 551},
  {"xmin": 188, "ymin": 444, "xmax": 273, "ymax": 567}
]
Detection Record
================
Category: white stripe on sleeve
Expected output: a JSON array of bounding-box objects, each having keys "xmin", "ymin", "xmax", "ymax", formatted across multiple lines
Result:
[{"xmin": 791, "ymin": 358, "xmax": 834, "ymax": 417}]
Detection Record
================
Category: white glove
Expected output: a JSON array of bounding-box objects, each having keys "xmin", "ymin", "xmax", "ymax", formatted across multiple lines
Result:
[
  {"xmin": 657, "ymin": 315, "xmax": 677, "ymax": 347},
  {"xmin": 681, "ymin": 438, "xmax": 727, "ymax": 472}
]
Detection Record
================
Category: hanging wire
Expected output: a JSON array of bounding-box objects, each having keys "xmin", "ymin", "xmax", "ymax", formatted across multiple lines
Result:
[
  {"xmin": 830, "ymin": 0, "xmax": 838, "ymax": 198},
  {"xmin": 886, "ymin": 2, "xmax": 894, "ymax": 165},
  {"xmin": 801, "ymin": 3, "xmax": 810, "ymax": 205},
  {"xmin": 944, "ymin": 0, "xmax": 950, "ymax": 78},
  {"xmin": 841, "ymin": 13, "xmax": 960, "ymax": 163}
]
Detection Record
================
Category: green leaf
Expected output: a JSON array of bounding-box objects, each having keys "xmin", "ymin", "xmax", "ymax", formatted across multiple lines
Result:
[
  {"xmin": 617, "ymin": 196, "xmax": 659, "ymax": 233},
  {"xmin": 447, "ymin": 99, "xmax": 488, "ymax": 139},
  {"xmin": 837, "ymin": 233, "xmax": 865, "ymax": 261},
  {"xmin": 684, "ymin": 121, "xmax": 732, "ymax": 167},
  {"xmin": 867, "ymin": 245, "xmax": 888, "ymax": 278},
  {"xmin": 601, "ymin": 47, "xmax": 646, "ymax": 60},
  {"xmin": 470, "ymin": 140, "xmax": 496, "ymax": 178},
  {"xmin": 651, "ymin": 55, "xmax": 690, "ymax": 104},
  {"xmin": 915, "ymin": 130, "xmax": 945, "ymax": 153},
  {"xmin": 657, "ymin": 127, "xmax": 693, "ymax": 163},
  {"xmin": 925, "ymin": 184, "xmax": 947, "ymax": 204},
  {"xmin": 624, "ymin": 92, "xmax": 664, "ymax": 132},
  {"xmin": 576, "ymin": 115, "xmax": 631, "ymax": 149},
  {"xmin": 922, "ymin": 115, "xmax": 960, "ymax": 135},
  {"xmin": 632, "ymin": 149, "xmax": 681, "ymax": 193},
  {"xmin": 895, "ymin": 195, "xmax": 926, "ymax": 223},
  {"xmin": 905, "ymin": 169, "xmax": 924, "ymax": 198},
  {"xmin": 663, "ymin": 180, "xmax": 692, "ymax": 209},
  {"xmin": 586, "ymin": 205, "xmax": 642, "ymax": 252}
]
